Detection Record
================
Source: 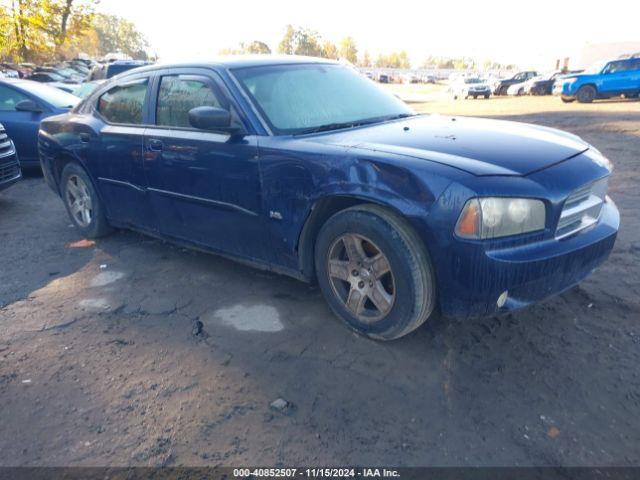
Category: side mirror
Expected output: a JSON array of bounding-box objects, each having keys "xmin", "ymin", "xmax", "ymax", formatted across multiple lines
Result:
[
  {"xmin": 15, "ymin": 99, "xmax": 42, "ymax": 113},
  {"xmin": 188, "ymin": 106, "xmax": 243, "ymax": 134}
]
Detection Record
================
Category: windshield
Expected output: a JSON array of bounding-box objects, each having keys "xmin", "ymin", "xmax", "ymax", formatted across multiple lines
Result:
[
  {"xmin": 464, "ymin": 78, "xmax": 482, "ymax": 84},
  {"xmin": 45, "ymin": 73, "xmax": 65, "ymax": 81},
  {"xmin": 232, "ymin": 63, "xmax": 414, "ymax": 135},
  {"xmin": 20, "ymin": 81, "xmax": 79, "ymax": 108}
]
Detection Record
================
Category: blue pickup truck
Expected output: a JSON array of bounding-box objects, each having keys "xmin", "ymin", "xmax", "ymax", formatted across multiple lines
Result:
[{"xmin": 555, "ymin": 56, "xmax": 640, "ymax": 103}]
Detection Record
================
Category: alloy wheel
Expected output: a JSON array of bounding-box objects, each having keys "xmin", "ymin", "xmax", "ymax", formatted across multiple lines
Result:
[
  {"xmin": 66, "ymin": 174, "xmax": 93, "ymax": 227},
  {"xmin": 327, "ymin": 233, "xmax": 396, "ymax": 323}
]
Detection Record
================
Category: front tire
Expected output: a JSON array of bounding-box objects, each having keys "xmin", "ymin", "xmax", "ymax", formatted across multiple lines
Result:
[
  {"xmin": 60, "ymin": 163, "xmax": 112, "ymax": 239},
  {"xmin": 576, "ymin": 85, "xmax": 596, "ymax": 103},
  {"xmin": 315, "ymin": 205, "xmax": 436, "ymax": 340}
]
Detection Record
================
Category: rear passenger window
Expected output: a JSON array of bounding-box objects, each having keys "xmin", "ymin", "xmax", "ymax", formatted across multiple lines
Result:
[
  {"xmin": 98, "ymin": 79, "xmax": 148, "ymax": 124},
  {"xmin": 156, "ymin": 75, "xmax": 225, "ymax": 128}
]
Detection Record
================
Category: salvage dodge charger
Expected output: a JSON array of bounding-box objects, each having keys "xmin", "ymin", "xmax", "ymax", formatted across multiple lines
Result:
[{"xmin": 38, "ymin": 57, "xmax": 619, "ymax": 340}]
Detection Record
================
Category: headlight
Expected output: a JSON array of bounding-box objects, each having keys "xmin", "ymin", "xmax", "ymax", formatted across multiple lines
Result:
[
  {"xmin": 455, "ymin": 197, "xmax": 546, "ymax": 239},
  {"xmin": 563, "ymin": 78, "xmax": 577, "ymax": 86}
]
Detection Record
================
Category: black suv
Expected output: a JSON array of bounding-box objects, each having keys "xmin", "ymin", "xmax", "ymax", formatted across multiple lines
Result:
[
  {"xmin": 0, "ymin": 123, "xmax": 21, "ymax": 192},
  {"xmin": 493, "ymin": 71, "xmax": 538, "ymax": 95}
]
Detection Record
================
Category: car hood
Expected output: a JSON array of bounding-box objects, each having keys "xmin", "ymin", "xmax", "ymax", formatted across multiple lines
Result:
[{"xmin": 307, "ymin": 115, "xmax": 590, "ymax": 176}]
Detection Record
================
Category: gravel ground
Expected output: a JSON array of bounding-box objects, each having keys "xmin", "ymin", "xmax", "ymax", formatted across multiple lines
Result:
[{"xmin": 0, "ymin": 95, "xmax": 639, "ymax": 467}]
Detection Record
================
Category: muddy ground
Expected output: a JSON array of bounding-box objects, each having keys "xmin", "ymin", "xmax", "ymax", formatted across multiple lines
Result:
[{"xmin": 1, "ymin": 94, "xmax": 639, "ymax": 467}]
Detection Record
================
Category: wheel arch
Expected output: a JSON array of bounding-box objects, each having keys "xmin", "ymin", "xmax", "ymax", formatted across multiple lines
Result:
[
  {"xmin": 579, "ymin": 82, "xmax": 598, "ymax": 91},
  {"xmin": 52, "ymin": 153, "xmax": 106, "ymax": 207},
  {"xmin": 296, "ymin": 194, "xmax": 415, "ymax": 282}
]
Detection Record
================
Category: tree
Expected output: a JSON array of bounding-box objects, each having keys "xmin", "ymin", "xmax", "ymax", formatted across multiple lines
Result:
[
  {"xmin": 277, "ymin": 25, "xmax": 322, "ymax": 57},
  {"xmin": 92, "ymin": 13, "xmax": 149, "ymax": 59},
  {"xmin": 321, "ymin": 40, "xmax": 338, "ymax": 59},
  {"xmin": 0, "ymin": 1, "xmax": 150, "ymax": 62},
  {"xmin": 339, "ymin": 36, "xmax": 358, "ymax": 63},
  {"xmin": 244, "ymin": 40, "xmax": 271, "ymax": 54},
  {"xmin": 375, "ymin": 51, "xmax": 411, "ymax": 69},
  {"xmin": 360, "ymin": 50, "xmax": 372, "ymax": 68},
  {"xmin": 278, "ymin": 24, "xmax": 295, "ymax": 55},
  {"xmin": 422, "ymin": 56, "xmax": 479, "ymax": 70},
  {"xmin": 220, "ymin": 40, "xmax": 271, "ymax": 56}
]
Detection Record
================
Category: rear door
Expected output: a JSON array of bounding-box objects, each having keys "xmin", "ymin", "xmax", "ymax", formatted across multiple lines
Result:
[
  {"xmin": 91, "ymin": 74, "xmax": 155, "ymax": 230},
  {"xmin": 142, "ymin": 68, "xmax": 265, "ymax": 261}
]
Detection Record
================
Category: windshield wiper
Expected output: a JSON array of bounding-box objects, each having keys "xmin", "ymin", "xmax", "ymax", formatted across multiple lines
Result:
[
  {"xmin": 295, "ymin": 113, "xmax": 417, "ymax": 136},
  {"xmin": 381, "ymin": 113, "xmax": 418, "ymax": 121},
  {"xmin": 296, "ymin": 121, "xmax": 371, "ymax": 135}
]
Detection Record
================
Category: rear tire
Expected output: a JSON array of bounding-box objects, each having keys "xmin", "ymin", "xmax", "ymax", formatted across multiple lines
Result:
[
  {"xmin": 60, "ymin": 163, "xmax": 113, "ymax": 239},
  {"xmin": 314, "ymin": 204, "xmax": 436, "ymax": 341},
  {"xmin": 576, "ymin": 85, "xmax": 596, "ymax": 103}
]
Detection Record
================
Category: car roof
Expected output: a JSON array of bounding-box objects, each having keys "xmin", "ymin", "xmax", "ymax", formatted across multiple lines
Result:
[
  {"xmin": 0, "ymin": 77, "xmax": 27, "ymax": 85},
  {"xmin": 127, "ymin": 55, "xmax": 340, "ymax": 75}
]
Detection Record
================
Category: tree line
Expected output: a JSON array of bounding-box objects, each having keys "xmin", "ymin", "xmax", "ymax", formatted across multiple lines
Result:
[
  {"xmin": 220, "ymin": 25, "xmax": 411, "ymax": 69},
  {"xmin": 221, "ymin": 25, "xmax": 515, "ymax": 71},
  {"xmin": 0, "ymin": 0, "xmax": 150, "ymax": 62}
]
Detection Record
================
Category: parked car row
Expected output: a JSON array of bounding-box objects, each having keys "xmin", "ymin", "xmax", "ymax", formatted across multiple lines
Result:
[
  {"xmin": 491, "ymin": 54, "xmax": 640, "ymax": 104},
  {"xmin": 505, "ymin": 71, "xmax": 564, "ymax": 96}
]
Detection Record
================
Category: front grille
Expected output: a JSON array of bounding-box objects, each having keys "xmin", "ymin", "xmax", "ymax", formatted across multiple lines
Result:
[
  {"xmin": 0, "ymin": 126, "xmax": 13, "ymax": 156},
  {"xmin": 556, "ymin": 178, "xmax": 608, "ymax": 239},
  {"xmin": 0, "ymin": 160, "xmax": 20, "ymax": 183}
]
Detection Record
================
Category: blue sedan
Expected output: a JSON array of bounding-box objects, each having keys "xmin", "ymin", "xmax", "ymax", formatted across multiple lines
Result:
[
  {"xmin": 38, "ymin": 57, "xmax": 619, "ymax": 340},
  {"xmin": 0, "ymin": 78, "xmax": 78, "ymax": 167}
]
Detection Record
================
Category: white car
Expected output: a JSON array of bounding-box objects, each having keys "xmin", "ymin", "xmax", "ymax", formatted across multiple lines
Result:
[
  {"xmin": 507, "ymin": 81, "xmax": 528, "ymax": 96},
  {"xmin": 450, "ymin": 77, "xmax": 492, "ymax": 99}
]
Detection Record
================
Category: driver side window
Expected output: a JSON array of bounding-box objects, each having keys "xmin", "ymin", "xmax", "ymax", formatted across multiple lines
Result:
[
  {"xmin": 604, "ymin": 61, "xmax": 627, "ymax": 74},
  {"xmin": 156, "ymin": 75, "xmax": 226, "ymax": 128}
]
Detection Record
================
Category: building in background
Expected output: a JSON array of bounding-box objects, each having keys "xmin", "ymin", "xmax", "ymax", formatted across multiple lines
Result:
[{"xmin": 557, "ymin": 42, "xmax": 640, "ymax": 71}]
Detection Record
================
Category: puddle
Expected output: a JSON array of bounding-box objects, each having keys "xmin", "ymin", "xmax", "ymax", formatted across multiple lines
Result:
[
  {"xmin": 90, "ymin": 271, "xmax": 125, "ymax": 287},
  {"xmin": 213, "ymin": 304, "xmax": 284, "ymax": 332}
]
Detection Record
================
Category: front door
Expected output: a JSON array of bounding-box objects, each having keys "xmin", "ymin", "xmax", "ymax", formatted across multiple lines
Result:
[
  {"xmin": 599, "ymin": 60, "xmax": 635, "ymax": 95},
  {"xmin": 143, "ymin": 69, "xmax": 265, "ymax": 262}
]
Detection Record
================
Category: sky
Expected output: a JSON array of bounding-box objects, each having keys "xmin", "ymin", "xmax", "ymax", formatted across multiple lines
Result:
[{"xmin": 99, "ymin": 0, "xmax": 640, "ymax": 70}]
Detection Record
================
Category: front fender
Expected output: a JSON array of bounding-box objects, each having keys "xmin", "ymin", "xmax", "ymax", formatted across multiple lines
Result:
[{"xmin": 258, "ymin": 138, "xmax": 462, "ymax": 273}]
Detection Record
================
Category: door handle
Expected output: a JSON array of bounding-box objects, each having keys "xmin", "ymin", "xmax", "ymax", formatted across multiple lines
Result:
[
  {"xmin": 79, "ymin": 133, "xmax": 91, "ymax": 143},
  {"xmin": 148, "ymin": 139, "xmax": 163, "ymax": 152}
]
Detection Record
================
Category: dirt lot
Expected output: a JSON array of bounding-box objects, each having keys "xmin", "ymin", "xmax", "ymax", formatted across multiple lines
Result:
[{"xmin": 1, "ymin": 91, "xmax": 639, "ymax": 467}]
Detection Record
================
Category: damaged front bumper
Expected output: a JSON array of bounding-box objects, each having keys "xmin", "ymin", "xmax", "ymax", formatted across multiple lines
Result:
[{"xmin": 437, "ymin": 198, "xmax": 619, "ymax": 318}]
